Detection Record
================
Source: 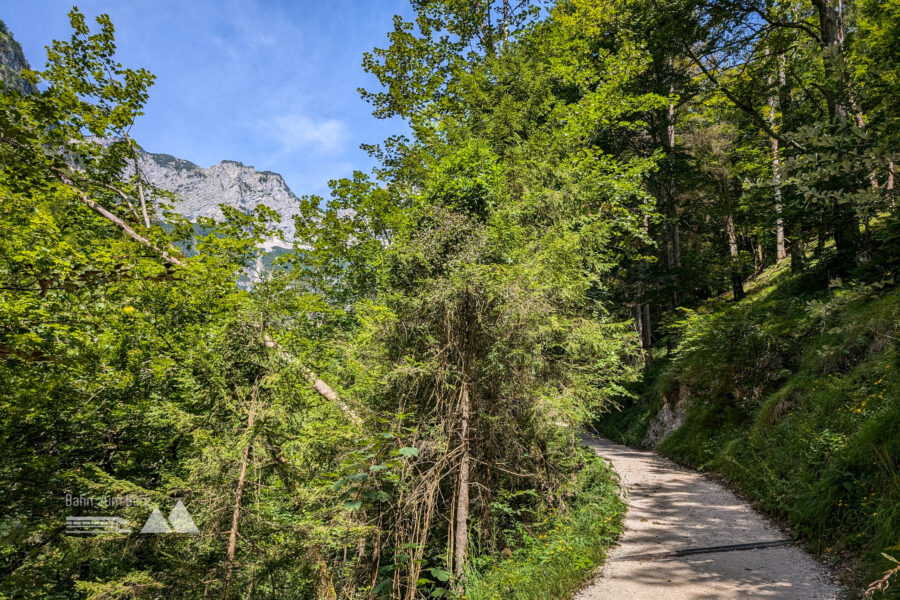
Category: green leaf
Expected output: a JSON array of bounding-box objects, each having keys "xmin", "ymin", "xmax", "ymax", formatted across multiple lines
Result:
[
  {"xmin": 398, "ymin": 446, "xmax": 419, "ymax": 458},
  {"xmin": 428, "ymin": 567, "xmax": 451, "ymax": 582}
]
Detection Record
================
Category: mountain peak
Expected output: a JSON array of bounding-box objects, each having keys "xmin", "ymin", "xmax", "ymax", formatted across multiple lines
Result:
[{"xmin": 139, "ymin": 150, "xmax": 299, "ymax": 245}]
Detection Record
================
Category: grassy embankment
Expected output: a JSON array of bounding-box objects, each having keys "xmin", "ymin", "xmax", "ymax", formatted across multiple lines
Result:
[
  {"xmin": 463, "ymin": 449, "xmax": 624, "ymax": 600},
  {"xmin": 597, "ymin": 251, "xmax": 900, "ymax": 597}
]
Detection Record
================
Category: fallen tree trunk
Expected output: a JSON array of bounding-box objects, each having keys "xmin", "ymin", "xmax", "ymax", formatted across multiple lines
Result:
[
  {"xmin": 58, "ymin": 171, "xmax": 360, "ymax": 426},
  {"xmin": 264, "ymin": 338, "xmax": 363, "ymax": 428}
]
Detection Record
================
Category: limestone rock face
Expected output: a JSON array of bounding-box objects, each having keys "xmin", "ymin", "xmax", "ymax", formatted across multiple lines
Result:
[
  {"xmin": 643, "ymin": 383, "xmax": 689, "ymax": 447},
  {"xmin": 0, "ymin": 20, "xmax": 300, "ymax": 250},
  {"xmin": 0, "ymin": 19, "xmax": 36, "ymax": 94},
  {"xmin": 137, "ymin": 152, "xmax": 300, "ymax": 248}
]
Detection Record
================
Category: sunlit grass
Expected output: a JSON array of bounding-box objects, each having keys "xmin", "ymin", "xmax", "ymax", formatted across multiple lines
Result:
[
  {"xmin": 463, "ymin": 457, "xmax": 625, "ymax": 600},
  {"xmin": 597, "ymin": 270, "xmax": 900, "ymax": 597}
]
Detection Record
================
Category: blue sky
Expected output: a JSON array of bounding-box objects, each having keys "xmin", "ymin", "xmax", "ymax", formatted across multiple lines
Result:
[{"xmin": 3, "ymin": 0, "xmax": 412, "ymax": 196}]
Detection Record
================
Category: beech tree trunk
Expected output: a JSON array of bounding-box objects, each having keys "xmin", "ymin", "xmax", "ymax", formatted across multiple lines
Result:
[
  {"xmin": 767, "ymin": 53, "xmax": 787, "ymax": 262},
  {"xmin": 812, "ymin": 0, "xmax": 847, "ymax": 120},
  {"xmin": 769, "ymin": 123, "xmax": 786, "ymax": 262}
]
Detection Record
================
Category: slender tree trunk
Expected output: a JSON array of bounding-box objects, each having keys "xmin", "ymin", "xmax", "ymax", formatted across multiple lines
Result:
[
  {"xmin": 754, "ymin": 237, "xmax": 764, "ymax": 272},
  {"xmin": 123, "ymin": 134, "xmax": 151, "ymax": 229},
  {"xmin": 641, "ymin": 303, "xmax": 652, "ymax": 359},
  {"xmin": 888, "ymin": 161, "xmax": 896, "ymax": 208},
  {"xmin": 767, "ymin": 53, "xmax": 787, "ymax": 261},
  {"xmin": 224, "ymin": 382, "xmax": 258, "ymax": 600},
  {"xmin": 665, "ymin": 89, "xmax": 681, "ymax": 307},
  {"xmin": 453, "ymin": 382, "xmax": 470, "ymax": 580},
  {"xmin": 636, "ymin": 198, "xmax": 653, "ymax": 366},
  {"xmin": 812, "ymin": 0, "xmax": 847, "ymax": 120},
  {"xmin": 835, "ymin": 0, "xmax": 881, "ymax": 193},
  {"xmin": 667, "ymin": 103, "xmax": 676, "ymax": 150},
  {"xmin": 725, "ymin": 210, "xmax": 744, "ymax": 301},
  {"xmin": 635, "ymin": 304, "xmax": 652, "ymax": 367},
  {"xmin": 132, "ymin": 153, "xmax": 151, "ymax": 229},
  {"xmin": 812, "ymin": 0, "xmax": 862, "ymax": 263},
  {"xmin": 502, "ymin": 0, "xmax": 509, "ymax": 43},
  {"xmin": 666, "ymin": 232, "xmax": 675, "ymax": 269},
  {"xmin": 667, "ymin": 91, "xmax": 681, "ymax": 270},
  {"xmin": 770, "ymin": 130, "xmax": 786, "ymax": 261}
]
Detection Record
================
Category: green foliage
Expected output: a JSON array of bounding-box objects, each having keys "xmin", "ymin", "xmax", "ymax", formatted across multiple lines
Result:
[
  {"xmin": 463, "ymin": 452, "xmax": 624, "ymax": 600},
  {"xmin": 598, "ymin": 268, "xmax": 900, "ymax": 597},
  {"xmin": 4, "ymin": 0, "xmax": 900, "ymax": 597}
]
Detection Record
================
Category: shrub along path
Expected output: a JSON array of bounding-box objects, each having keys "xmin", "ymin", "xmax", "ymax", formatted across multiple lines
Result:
[{"xmin": 577, "ymin": 436, "xmax": 843, "ymax": 599}]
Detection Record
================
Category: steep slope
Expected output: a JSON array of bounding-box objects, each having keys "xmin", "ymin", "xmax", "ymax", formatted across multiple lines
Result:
[
  {"xmin": 0, "ymin": 19, "xmax": 35, "ymax": 94},
  {"xmin": 596, "ymin": 262, "xmax": 900, "ymax": 597}
]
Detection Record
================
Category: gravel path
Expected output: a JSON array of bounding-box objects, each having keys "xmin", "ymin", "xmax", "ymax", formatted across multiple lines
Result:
[{"xmin": 577, "ymin": 435, "xmax": 843, "ymax": 599}]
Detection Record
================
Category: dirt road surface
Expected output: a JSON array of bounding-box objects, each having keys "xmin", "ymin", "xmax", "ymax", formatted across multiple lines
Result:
[{"xmin": 577, "ymin": 436, "xmax": 843, "ymax": 599}]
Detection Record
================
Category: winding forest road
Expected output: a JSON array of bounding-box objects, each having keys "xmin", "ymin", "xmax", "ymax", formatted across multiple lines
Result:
[{"xmin": 577, "ymin": 436, "xmax": 843, "ymax": 599}]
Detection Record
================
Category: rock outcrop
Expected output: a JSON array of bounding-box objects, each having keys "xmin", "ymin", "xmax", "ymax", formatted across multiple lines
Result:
[
  {"xmin": 0, "ymin": 19, "xmax": 36, "ymax": 94},
  {"xmin": 137, "ymin": 152, "xmax": 300, "ymax": 247},
  {"xmin": 643, "ymin": 383, "xmax": 689, "ymax": 447}
]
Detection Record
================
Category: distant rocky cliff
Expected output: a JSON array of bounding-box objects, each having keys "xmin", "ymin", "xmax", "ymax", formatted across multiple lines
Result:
[
  {"xmin": 1, "ymin": 20, "xmax": 300, "ymax": 248},
  {"xmin": 0, "ymin": 19, "xmax": 35, "ymax": 94},
  {"xmin": 137, "ymin": 152, "xmax": 300, "ymax": 247}
]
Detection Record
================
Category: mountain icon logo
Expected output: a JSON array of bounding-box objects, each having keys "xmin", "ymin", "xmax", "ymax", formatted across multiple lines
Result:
[{"xmin": 140, "ymin": 501, "xmax": 199, "ymax": 534}]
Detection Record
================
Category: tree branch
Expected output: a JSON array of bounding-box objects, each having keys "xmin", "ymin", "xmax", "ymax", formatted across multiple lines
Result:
[
  {"xmin": 56, "ymin": 169, "xmax": 185, "ymax": 267},
  {"xmin": 264, "ymin": 338, "xmax": 364, "ymax": 428},
  {"xmin": 684, "ymin": 46, "xmax": 803, "ymax": 149}
]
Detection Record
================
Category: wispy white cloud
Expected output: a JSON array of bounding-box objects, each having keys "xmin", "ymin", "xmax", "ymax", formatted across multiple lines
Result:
[{"xmin": 262, "ymin": 114, "xmax": 349, "ymax": 155}]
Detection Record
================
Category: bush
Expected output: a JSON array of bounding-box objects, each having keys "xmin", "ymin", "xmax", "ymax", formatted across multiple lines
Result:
[{"xmin": 463, "ymin": 450, "xmax": 624, "ymax": 600}]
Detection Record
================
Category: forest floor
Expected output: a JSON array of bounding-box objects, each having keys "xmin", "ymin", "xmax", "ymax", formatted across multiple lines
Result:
[{"xmin": 576, "ymin": 435, "xmax": 844, "ymax": 599}]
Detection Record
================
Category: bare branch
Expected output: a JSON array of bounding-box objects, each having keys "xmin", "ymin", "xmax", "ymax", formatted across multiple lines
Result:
[
  {"xmin": 56, "ymin": 169, "xmax": 186, "ymax": 267},
  {"xmin": 265, "ymin": 338, "xmax": 364, "ymax": 428},
  {"xmin": 684, "ymin": 46, "xmax": 803, "ymax": 149}
]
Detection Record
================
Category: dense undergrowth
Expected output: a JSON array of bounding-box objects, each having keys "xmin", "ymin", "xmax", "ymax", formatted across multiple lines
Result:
[
  {"xmin": 463, "ymin": 450, "xmax": 624, "ymax": 600},
  {"xmin": 597, "ymin": 256, "xmax": 900, "ymax": 598}
]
